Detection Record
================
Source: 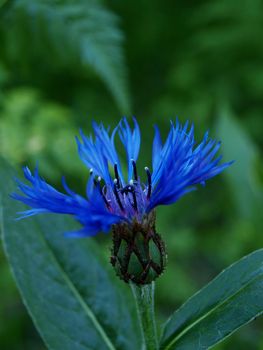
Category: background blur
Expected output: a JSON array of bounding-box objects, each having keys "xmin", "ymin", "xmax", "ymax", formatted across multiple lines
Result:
[{"xmin": 0, "ymin": 0, "xmax": 263, "ymax": 349}]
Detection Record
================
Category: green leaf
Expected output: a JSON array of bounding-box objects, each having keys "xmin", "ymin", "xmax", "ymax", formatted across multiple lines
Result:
[
  {"xmin": 215, "ymin": 105, "xmax": 263, "ymax": 220},
  {"xmin": 160, "ymin": 249, "xmax": 263, "ymax": 350},
  {"xmin": 0, "ymin": 158, "xmax": 140, "ymax": 350},
  {"xmin": 0, "ymin": 0, "xmax": 130, "ymax": 113}
]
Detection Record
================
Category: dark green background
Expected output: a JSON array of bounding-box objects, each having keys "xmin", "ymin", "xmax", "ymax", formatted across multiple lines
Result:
[{"xmin": 0, "ymin": 0, "xmax": 262, "ymax": 349}]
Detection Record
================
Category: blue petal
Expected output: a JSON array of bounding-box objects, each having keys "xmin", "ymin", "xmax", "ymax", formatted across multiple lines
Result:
[
  {"xmin": 118, "ymin": 117, "xmax": 141, "ymax": 180},
  {"xmin": 12, "ymin": 167, "xmax": 123, "ymax": 236},
  {"xmin": 148, "ymin": 121, "xmax": 233, "ymax": 211},
  {"xmin": 76, "ymin": 130, "xmax": 111, "ymax": 183},
  {"xmin": 151, "ymin": 122, "xmax": 175, "ymax": 186},
  {"xmin": 152, "ymin": 125, "xmax": 162, "ymax": 171},
  {"xmin": 92, "ymin": 121, "xmax": 124, "ymax": 182}
]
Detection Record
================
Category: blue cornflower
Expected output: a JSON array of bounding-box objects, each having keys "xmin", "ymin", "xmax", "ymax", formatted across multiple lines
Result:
[{"xmin": 13, "ymin": 118, "xmax": 232, "ymax": 284}]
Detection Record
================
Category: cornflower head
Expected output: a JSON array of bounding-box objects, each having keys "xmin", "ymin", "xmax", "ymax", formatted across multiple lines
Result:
[{"xmin": 13, "ymin": 118, "xmax": 233, "ymax": 285}]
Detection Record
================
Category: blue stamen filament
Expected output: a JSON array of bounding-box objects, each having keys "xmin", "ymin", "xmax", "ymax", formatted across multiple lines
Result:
[
  {"xmin": 131, "ymin": 159, "xmax": 138, "ymax": 181},
  {"xmin": 120, "ymin": 180, "xmax": 138, "ymax": 212},
  {"xmin": 130, "ymin": 182, "xmax": 138, "ymax": 212},
  {"xmin": 113, "ymin": 179, "xmax": 125, "ymax": 212},
  {"xmin": 114, "ymin": 163, "xmax": 121, "ymax": 188},
  {"xmin": 93, "ymin": 177, "xmax": 110, "ymax": 209},
  {"xmin": 94, "ymin": 161, "xmax": 152, "ymax": 216},
  {"xmin": 145, "ymin": 167, "xmax": 152, "ymax": 199}
]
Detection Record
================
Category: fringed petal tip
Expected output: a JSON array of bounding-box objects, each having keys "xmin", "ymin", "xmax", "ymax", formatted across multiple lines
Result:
[
  {"xmin": 14, "ymin": 209, "xmax": 49, "ymax": 220},
  {"xmin": 149, "ymin": 121, "xmax": 234, "ymax": 210}
]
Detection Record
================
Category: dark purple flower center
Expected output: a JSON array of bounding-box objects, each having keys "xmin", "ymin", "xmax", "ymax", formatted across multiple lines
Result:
[{"xmin": 92, "ymin": 159, "xmax": 152, "ymax": 222}]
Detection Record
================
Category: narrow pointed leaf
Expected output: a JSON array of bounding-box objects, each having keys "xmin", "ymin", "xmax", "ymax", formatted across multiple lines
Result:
[
  {"xmin": 0, "ymin": 158, "xmax": 140, "ymax": 350},
  {"xmin": 160, "ymin": 249, "xmax": 263, "ymax": 350}
]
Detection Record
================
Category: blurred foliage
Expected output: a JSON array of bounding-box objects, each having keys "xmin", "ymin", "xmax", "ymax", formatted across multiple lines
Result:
[
  {"xmin": 0, "ymin": 0, "xmax": 130, "ymax": 112},
  {"xmin": 0, "ymin": 0, "xmax": 263, "ymax": 349}
]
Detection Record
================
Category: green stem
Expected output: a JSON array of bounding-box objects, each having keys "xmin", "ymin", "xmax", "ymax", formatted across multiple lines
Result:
[{"xmin": 130, "ymin": 282, "xmax": 158, "ymax": 350}]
